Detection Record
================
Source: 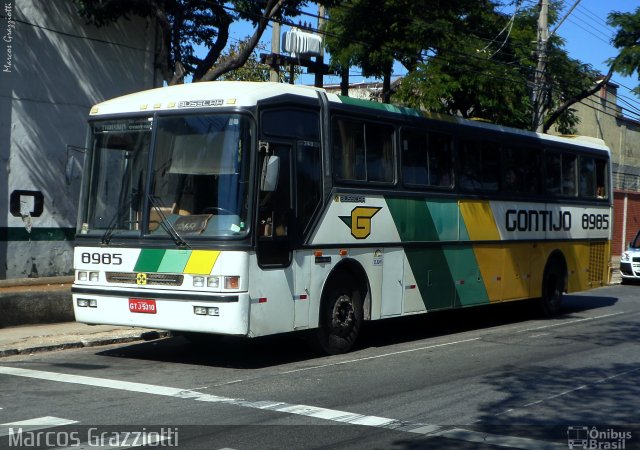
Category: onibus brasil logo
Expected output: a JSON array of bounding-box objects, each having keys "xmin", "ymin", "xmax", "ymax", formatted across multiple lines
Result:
[{"xmin": 339, "ymin": 207, "xmax": 382, "ymax": 239}]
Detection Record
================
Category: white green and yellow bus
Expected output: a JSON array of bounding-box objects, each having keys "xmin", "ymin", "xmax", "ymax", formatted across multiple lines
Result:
[{"xmin": 72, "ymin": 81, "xmax": 612, "ymax": 354}]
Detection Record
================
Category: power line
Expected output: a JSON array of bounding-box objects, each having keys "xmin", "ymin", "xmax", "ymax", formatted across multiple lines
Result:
[
  {"xmin": 222, "ymin": 2, "xmax": 640, "ymax": 121},
  {"xmin": 575, "ymin": 4, "xmax": 615, "ymax": 32},
  {"xmin": 1, "ymin": 15, "xmax": 152, "ymax": 53}
]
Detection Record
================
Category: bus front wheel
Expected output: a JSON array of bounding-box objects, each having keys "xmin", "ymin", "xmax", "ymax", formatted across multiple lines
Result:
[
  {"xmin": 317, "ymin": 279, "xmax": 363, "ymax": 355},
  {"xmin": 541, "ymin": 261, "xmax": 564, "ymax": 317}
]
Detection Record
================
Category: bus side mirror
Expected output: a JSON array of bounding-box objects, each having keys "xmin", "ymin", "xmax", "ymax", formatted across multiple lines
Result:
[{"xmin": 260, "ymin": 155, "xmax": 280, "ymax": 192}]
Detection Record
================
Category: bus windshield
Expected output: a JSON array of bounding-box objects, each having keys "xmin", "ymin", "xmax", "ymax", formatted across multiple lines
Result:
[{"xmin": 80, "ymin": 114, "xmax": 252, "ymax": 240}]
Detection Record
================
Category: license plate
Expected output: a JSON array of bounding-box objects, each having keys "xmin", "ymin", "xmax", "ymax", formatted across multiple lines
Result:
[{"xmin": 128, "ymin": 298, "xmax": 157, "ymax": 314}]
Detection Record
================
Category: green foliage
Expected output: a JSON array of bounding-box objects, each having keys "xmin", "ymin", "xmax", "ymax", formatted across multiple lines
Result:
[
  {"xmin": 327, "ymin": 0, "xmax": 599, "ymax": 132},
  {"xmin": 216, "ymin": 40, "xmax": 271, "ymax": 82},
  {"xmin": 608, "ymin": 7, "xmax": 640, "ymax": 96},
  {"xmin": 73, "ymin": 0, "xmax": 317, "ymax": 83}
]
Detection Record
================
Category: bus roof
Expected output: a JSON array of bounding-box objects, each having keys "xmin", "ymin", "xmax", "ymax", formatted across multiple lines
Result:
[
  {"xmin": 89, "ymin": 81, "xmax": 323, "ymax": 116},
  {"xmin": 90, "ymin": 81, "xmax": 609, "ymax": 153}
]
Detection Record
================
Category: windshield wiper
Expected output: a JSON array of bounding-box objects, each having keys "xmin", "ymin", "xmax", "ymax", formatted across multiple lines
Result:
[
  {"xmin": 101, "ymin": 192, "xmax": 139, "ymax": 245},
  {"xmin": 147, "ymin": 195, "xmax": 190, "ymax": 248}
]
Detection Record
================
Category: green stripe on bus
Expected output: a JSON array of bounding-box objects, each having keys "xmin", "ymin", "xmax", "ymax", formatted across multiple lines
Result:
[
  {"xmin": 405, "ymin": 247, "xmax": 455, "ymax": 310},
  {"xmin": 385, "ymin": 197, "xmax": 490, "ymax": 308},
  {"xmin": 425, "ymin": 199, "xmax": 459, "ymax": 241},
  {"xmin": 0, "ymin": 227, "xmax": 75, "ymax": 242},
  {"xmin": 337, "ymin": 95, "xmax": 422, "ymax": 117},
  {"xmin": 157, "ymin": 249, "xmax": 191, "ymax": 273},
  {"xmin": 385, "ymin": 197, "xmax": 440, "ymax": 241},
  {"xmin": 443, "ymin": 246, "xmax": 490, "ymax": 307},
  {"xmin": 134, "ymin": 249, "xmax": 166, "ymax": 272}
]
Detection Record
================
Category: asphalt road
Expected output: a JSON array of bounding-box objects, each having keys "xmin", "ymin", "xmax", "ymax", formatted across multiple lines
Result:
[{"xmin": 1, "ymin": 284, "xmax": 639, "ymax": 450}]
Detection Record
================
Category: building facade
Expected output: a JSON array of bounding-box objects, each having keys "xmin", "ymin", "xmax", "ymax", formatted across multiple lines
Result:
[{"xmin": 0, "ymin": 0, "xmax": 160, "ymax": 279}]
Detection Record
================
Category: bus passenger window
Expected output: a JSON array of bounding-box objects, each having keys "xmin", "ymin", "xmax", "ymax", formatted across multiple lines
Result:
[
  {"xmin": 544, "ymin": 151, "xmax": 561, "ymax": 194},
  {"xmin": 402, "ymin": 129, "xmax": 428, "ymax": 186},
  {"xmin": 429, "ymin": 133, "xmax": 453, "ymax": 187},
  {"xmin": 562, "ymin": 153, "xmax": 577, "ymax": 196},
  {"xmin": 580, "ymin": 157, "xmax": 596, "ymax": 197},
  {"xmin": 366, "ymin": 124, "xmax": 394, "ymax": 182},
  {"xmin": 459, "ymin": 141, "xmax": 482, "ymax": 190},
  {"xmin": 595, "ymin": 159, "xmax": 608, "ymax": 199},
  {"xmin": 459, "ymin": 140, "xmax": 499, "ymax": 191},
  {"xmin": 503, "ymin": 146, "xmax": 540, "ymax": 195},
  {"xmin": 333, "ymin": 118, "xmax": 365, "ymax": 181}
]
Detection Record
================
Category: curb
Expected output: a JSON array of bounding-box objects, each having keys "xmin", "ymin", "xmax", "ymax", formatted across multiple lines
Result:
[
  {"xmin": 0, "ymin": 278, "xmax": 74, "ymax": 328},
  {"xmin": 0, "ymin": 330, "xmax": 172, "ymax": 358}
]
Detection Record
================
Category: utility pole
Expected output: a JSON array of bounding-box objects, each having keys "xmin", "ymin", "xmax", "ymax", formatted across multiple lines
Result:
[
  {"xmin": 532, "ymin": 0, "xmax": 548, "ymax": 133},
  {"xmin": 270, "ymin": 20, "xmax": 281, "ymax": 82},
  {"xmin": 314, "ymin": 5, "xmax": 326, "ymax": 88}
]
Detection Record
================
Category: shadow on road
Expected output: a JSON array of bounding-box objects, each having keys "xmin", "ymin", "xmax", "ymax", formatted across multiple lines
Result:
[{"xmin": 97, "ymin": 293, "xmax": 618, "ymax": 369}]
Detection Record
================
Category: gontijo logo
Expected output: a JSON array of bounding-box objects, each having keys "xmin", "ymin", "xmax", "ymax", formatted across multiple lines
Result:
[{"xmin": 339, "ymin": 207, "xmax": 382, "ymax": 239}]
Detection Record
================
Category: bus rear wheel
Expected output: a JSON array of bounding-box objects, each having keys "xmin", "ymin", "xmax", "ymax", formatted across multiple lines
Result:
[
  {"xmin": 541, "ymin": 261, "xmax": 564, "ymax": 317},
  {"xmin": 317, "ymin": 279, "xmax": 363, "ymax": 355}
]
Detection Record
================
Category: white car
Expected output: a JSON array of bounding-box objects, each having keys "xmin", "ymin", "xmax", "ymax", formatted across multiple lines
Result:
[{"xmin": 620, "ymin": 230, "xmax": 640, "ymax": 283}]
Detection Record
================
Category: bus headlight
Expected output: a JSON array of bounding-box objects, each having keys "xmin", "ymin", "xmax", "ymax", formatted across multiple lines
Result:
[
  {"xmin": 193, "ymin": 276, "xmax": 205, "ymax": 287},
  {"xmin": 207, "ymin": 276, "xmax": 220, "ymax": 288},
  {"xmin": 77, "ymin": 298, "xmax": 97, "ymax": 308},
  {"xmin": 77, "ymin": 271, "xmax": 99, "ymax": 282},
  {"xmin": 621, "ymin": 252, "xmax": 630, "ymax": 262}
]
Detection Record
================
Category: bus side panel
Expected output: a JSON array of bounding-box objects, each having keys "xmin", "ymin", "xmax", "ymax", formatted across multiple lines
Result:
[{"xmin": 247, "ymin": 253, "xmax": 295, "ymax": 337}]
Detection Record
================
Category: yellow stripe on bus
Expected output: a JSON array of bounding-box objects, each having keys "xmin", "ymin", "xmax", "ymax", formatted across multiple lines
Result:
[
  {"xmin": 184, "ymin": 250, "xmax": 221, "ymax": 275},
  {"xmin": 459, "ymin": 200, "xmax": 501, "ymax": 241}
]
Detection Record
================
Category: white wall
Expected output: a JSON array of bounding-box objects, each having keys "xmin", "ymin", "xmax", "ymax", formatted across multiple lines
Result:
[{"xmin": 0, "ymin": 0, "xmax": 159, "ymax": 278}]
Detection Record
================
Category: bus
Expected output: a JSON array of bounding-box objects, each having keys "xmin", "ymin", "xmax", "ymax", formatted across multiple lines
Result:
[{"xmin": 72, "ymin": 81, "xmax": 612, "ymax": 354}]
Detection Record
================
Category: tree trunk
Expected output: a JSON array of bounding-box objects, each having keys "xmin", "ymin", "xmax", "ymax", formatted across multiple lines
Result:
[{"xmin": 543, "ymin": 67, "xmax": 614, "ymax": 133}]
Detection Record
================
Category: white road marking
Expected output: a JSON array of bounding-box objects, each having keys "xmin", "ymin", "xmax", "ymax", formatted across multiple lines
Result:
[
  {"xmin": 517, "ymin": 311, "xmax": 625, "ymax": 333},
  {"xmin": 0, "ymin": 366, "xmax": 564, "ymax": 449},
  {"xmin": 280, "ymin": 337, "xmax": 481, "ymax": 375},
  {"xmin": 0, "ymin": 416, "xmax": 78, "ymax": 437},
  {"xmin": 498, "ymin": 367, "xmax": 640, "ymax": 416}
]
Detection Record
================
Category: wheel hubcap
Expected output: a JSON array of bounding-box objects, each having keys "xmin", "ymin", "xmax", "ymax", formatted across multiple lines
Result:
[{"xmin": 332, "ymin": 294, "xmax": 355, "ymax": 330}]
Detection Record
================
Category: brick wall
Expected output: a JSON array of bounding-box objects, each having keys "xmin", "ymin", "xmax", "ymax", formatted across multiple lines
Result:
[{"xmin": 613, "ymin": 190, "xmax": 640, "ymax": 255}]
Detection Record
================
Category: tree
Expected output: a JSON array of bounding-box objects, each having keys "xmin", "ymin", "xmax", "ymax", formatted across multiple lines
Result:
[
  {"xmin": 393, "ymin": 3, "xmax": 535, "ymax": 129},
  {"xmin": 608, "ymin": 7, "xmax": 640, "ymax": 96},
  {"xmin": 74, "ymin": 0, "xmax": 316, "ymax": 84},
  {"xmin": 324, "ymin": 0, "xmax": 491, "ymax": 102},
  {"xmin": 216, "ymin": 39, "xmax": 271, "ymax": 82},
  {"xmin": 325, "ymin": 1, "xmax": 616, "ymax": 133}
]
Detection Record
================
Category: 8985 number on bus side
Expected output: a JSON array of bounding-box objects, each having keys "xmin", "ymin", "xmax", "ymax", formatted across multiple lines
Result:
[
  {"xmin": 581, "ymin": 213, "xmax": 609, "ymax": 230},
  {"xmin": 80, "ymin": 252, "xmax": 123, "ymax": 265}
]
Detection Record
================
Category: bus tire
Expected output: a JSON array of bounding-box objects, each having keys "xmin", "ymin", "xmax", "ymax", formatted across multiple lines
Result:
[
  {"xmin": 541, "ymin": 260, "xmax": 564, "ymax": 317},
  {"xmin": 317, "ymin": 278, "xmax": 363, "ymax": 355}
]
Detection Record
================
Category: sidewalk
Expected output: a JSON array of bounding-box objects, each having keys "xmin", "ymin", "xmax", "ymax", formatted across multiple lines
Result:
[
  {"xmin": 0, "ymin": 322, "xmax": 171, "ymax": 357},
  {"xmin": 0, "ymin": 277, "xmax": 170, "ymax": 357}
]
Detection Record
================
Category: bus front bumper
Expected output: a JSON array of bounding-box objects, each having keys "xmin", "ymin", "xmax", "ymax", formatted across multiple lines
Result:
[{"xmin": 72, "ymin": 286, "xmax": 250, "ymax": 336}]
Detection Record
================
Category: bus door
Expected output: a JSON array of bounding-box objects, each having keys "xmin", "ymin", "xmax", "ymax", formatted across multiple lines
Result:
[
  {"xmin": 256, "ymin": 139, "xmax": 322, "ymax": 329},
  {"xmin": 292, "ymin": 139, "xmax": 322, "ymax": 329},
  {"xmin": 256, "ymin": 142, "xmax": 293, "ymax": 268}
]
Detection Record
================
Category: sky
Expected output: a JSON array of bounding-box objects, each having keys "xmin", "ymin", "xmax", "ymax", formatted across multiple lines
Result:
[
  {"xmin": 225, "ymin": 1, "xmax": 639, "ymax": 118},
  {"xmin": 552, "ymin": 0, "xmax": 639, "ymax": 117}
]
